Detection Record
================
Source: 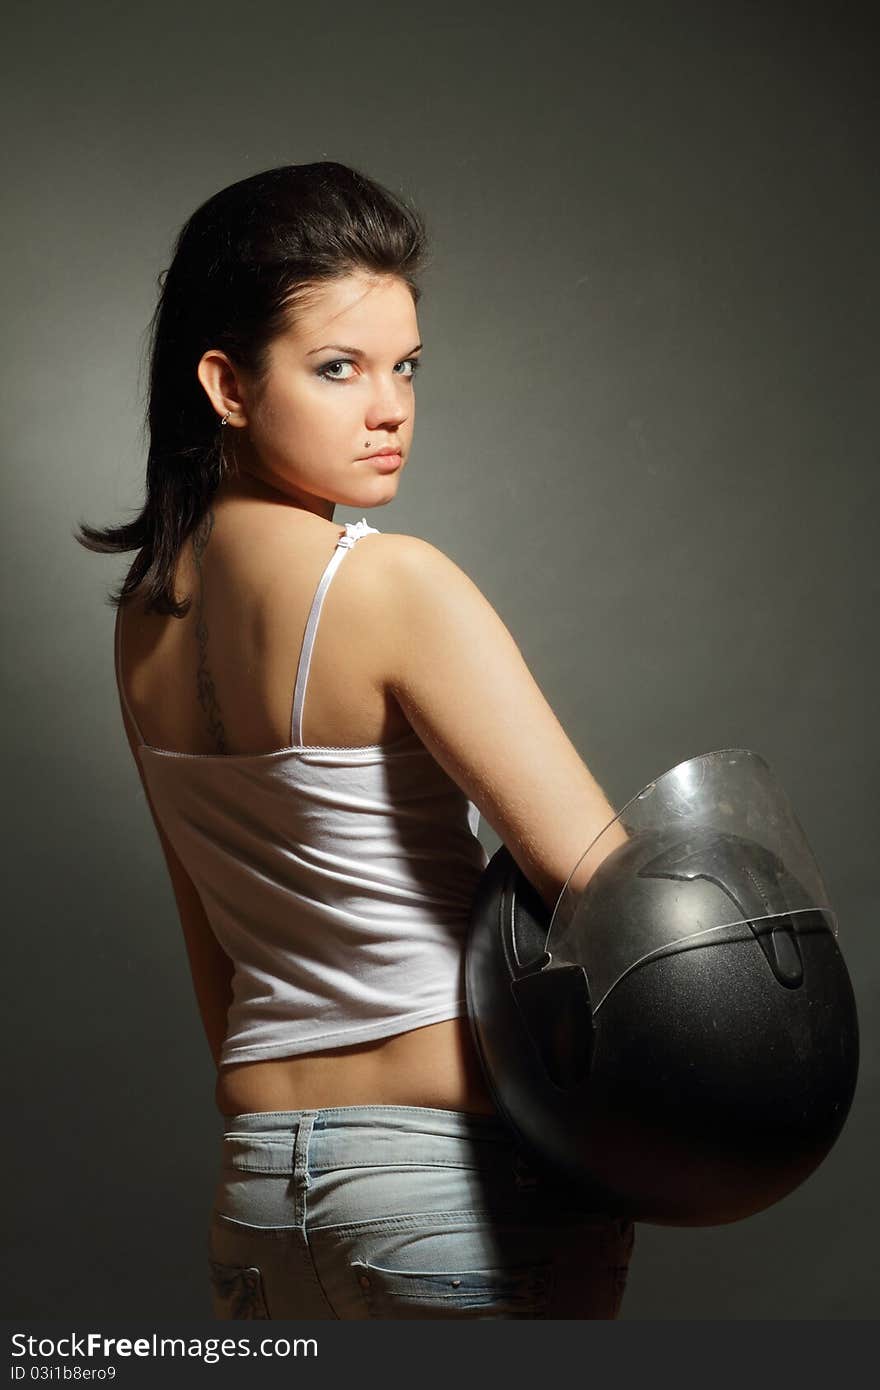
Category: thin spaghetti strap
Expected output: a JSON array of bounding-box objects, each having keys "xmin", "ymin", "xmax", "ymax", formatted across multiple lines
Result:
[
  {"xmin": 290, "ymin": 518, "xmax": 380, "ymax": 746},
  {"xmin": 114, "ymin": 607, "xmax": 145, "ymax": 748}
]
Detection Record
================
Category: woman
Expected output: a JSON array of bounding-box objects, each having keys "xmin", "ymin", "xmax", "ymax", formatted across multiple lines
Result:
[{"xmin": 77, "ymin": 161, "xmax": 635, "ymax": 1319}]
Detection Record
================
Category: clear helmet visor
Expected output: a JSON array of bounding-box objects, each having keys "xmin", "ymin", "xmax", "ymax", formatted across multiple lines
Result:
[{"xmin": 545, "ymin": 748, "xmax": 836, "ymax": 1014}]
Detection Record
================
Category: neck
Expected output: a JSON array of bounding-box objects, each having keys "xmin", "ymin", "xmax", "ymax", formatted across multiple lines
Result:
[{"xmin": 214, "ymin": 466, "xmax": 336, "ymax": 523}]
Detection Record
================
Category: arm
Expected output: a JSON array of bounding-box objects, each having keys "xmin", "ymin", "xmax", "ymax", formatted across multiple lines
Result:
[
  {"xmin": 117, "ymin": 692, "xmax": 234, "ymax": 1069},
  {"xmin": 373, "ymin": 535, "xmax": 626, "ymax": 912}
]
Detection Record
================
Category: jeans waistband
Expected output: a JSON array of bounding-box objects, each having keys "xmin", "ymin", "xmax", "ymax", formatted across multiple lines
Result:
[
  {"xmin": 221, "ymin": 1104, "xmax": 513, "ymax": 1138},
  {"xmin": 218, "ymin": 1104, "xmax": 521, "ymax": 1174}
]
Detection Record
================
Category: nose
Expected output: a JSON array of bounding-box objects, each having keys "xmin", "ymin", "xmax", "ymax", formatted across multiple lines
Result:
[{"xmin": 364, "ymin": 376, "xmax": 410, "ymax": 432}]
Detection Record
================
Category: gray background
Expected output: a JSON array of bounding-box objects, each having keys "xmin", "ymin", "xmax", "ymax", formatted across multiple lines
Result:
[{"xmin": 2, "ymin": 0, "xmax": 877, "ymax": 1319}]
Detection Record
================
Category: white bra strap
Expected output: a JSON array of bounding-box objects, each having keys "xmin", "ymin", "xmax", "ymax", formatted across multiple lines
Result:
[{"xmin": 290, "ymin": 519, "xmax": 379, "ymax": 746}]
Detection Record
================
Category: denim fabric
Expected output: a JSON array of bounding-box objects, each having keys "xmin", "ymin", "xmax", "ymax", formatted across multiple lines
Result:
[{"xmin": 207, "ymin": 1104, "xmax": 636, "ymax": 1320}]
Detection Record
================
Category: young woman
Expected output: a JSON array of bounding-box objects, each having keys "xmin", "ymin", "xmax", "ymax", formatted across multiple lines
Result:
[{"xmin": 77, "ymin": 161, "xmax": 636, "ymax": 1319}]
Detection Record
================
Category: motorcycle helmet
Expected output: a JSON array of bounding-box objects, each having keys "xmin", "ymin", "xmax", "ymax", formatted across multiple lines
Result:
[{"xmin": 465, "ymin": 749, "xmax": 859, "ymax": 1225}]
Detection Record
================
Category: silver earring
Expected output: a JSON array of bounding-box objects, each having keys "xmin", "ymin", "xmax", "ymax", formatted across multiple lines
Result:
[{"xmin": 220, "ymin": 413, "xmax": 230, "ymax": 427}]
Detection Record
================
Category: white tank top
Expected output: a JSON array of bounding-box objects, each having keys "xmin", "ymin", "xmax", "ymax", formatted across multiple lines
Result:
[{"xmin": 115, "ymin": 518, "xmax": 488, "ymax": 1067}]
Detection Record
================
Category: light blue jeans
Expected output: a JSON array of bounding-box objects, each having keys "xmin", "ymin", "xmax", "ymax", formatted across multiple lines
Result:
[{"xmin": 207, "ymin": 1104, "xmax": 636, "ymax": 1319}]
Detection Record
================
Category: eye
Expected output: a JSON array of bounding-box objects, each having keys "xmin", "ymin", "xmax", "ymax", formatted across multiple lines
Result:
[
  {"xmin": 394, "ymin": 358, "xmax": 422, "ymax": 378},
  {"xmin": 317, "ymin": 359, "xmax": 356, "ymax": 381}
]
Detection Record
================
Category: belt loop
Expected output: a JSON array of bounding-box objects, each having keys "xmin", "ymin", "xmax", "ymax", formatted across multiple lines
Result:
[{"xmin": 291, "ymin": 1111, "xmax": 318, "ymax": 1226}]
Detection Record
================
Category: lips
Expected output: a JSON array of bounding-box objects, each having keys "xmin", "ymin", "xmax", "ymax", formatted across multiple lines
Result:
[{"xmin": 370, "ymin": 453, "xmax": 403, "ymax": 473}]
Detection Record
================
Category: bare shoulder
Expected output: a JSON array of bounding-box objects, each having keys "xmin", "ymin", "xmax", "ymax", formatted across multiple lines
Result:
[
  {"xmin": 205, "ymin": 504, "xmax": 474, "ymax": 644},
  {"xmin": 340, "ymin": 532, "xmax": 500, "ymax": 663},
  {"xmin": 372, "ymin": 531, "xmax": 507, "ymax": 633},
  {"xmin": 213, "ymin": 511, "xmax": 439, "ymax": 644},
  {"xmin": 368, "ymin": 531, "xmax": 457, "ymax": 565},
  {"xmin": 362, "ymin": 530, "xmax": 483, "ymax": 593},
  {"xmin": 284, "ymin": 526, "xmax": 465, "ymax": 599}
]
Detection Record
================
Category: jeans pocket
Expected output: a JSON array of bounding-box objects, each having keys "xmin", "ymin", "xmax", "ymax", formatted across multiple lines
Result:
[
  {"xmin": 208, "ymin": 1257, "xmax": 271, "ymax": 1320},
  {"xmin": 350, "ymin": 1255, "xmax": 554, "ymax": 1319}
]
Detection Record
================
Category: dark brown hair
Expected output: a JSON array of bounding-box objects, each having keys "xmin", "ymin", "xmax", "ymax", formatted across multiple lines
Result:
[{"xmin": 74, "ymin": 161, "xmax": 428, "ymax": 617}]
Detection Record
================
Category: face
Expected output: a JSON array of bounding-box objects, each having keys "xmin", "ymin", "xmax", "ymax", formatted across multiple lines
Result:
[{"xmin": 210, "ymin": 271, "xmax": 420, "ymax": 520}]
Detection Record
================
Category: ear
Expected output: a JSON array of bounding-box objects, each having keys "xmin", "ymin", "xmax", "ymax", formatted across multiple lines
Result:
[{"xmin": 196, "ymin": 348, "xmax": 250, "ymax": 427}]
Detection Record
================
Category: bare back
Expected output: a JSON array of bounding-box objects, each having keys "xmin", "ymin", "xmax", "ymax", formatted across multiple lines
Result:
[
  {"xmin": 118, "ymin": 495, "xmax": 499, "ymax": 1118},
  {"xmin": 120, "ymin": 499, "xmax": 410, "ymax": 756}
]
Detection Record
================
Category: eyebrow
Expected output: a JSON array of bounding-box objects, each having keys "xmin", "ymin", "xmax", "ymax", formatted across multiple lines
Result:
[{"xmin": 306, "ymin": 342, "xmax": 423, "ymax": 358}]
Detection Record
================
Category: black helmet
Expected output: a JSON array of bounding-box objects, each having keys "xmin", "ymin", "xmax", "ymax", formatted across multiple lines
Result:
[{"xmin": 465, "ymin": 749, "xmax": 859, "ymax": 1226}]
